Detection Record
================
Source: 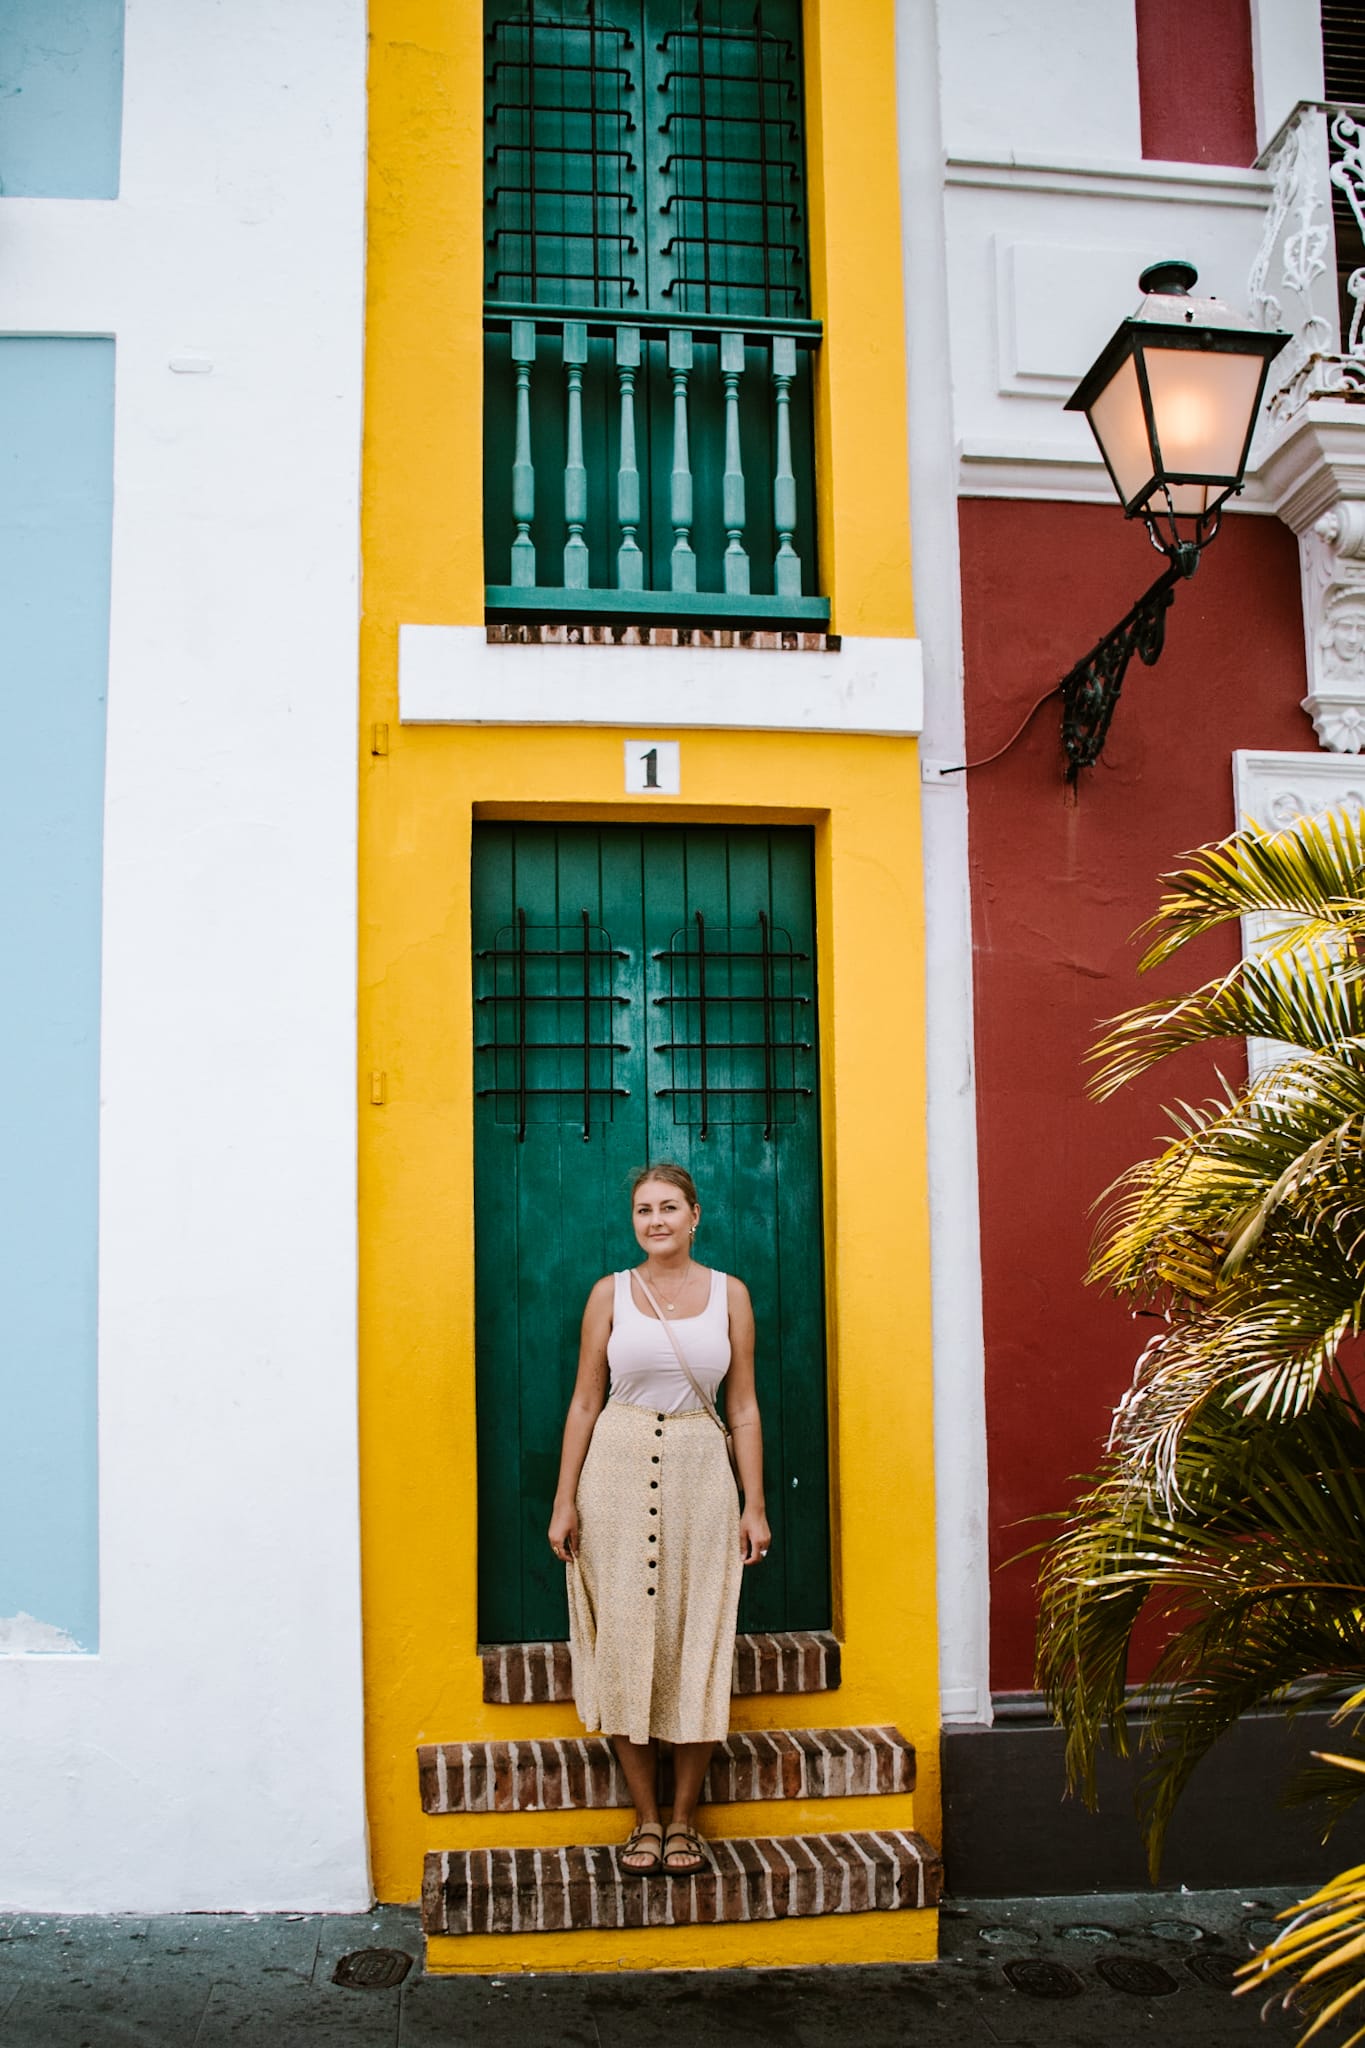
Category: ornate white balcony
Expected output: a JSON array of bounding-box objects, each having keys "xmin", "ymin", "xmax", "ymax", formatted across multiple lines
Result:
[
  {"xmin": 1252, "ymin": 102, "xmax": 1365, "ymax": 750},
  {"xmin": 1252, "ymin": 101, "xmax": 1365, "ymax": 422}
]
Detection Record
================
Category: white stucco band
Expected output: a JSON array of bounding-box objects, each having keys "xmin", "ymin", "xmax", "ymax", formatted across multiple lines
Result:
[{"xmin": 399, "ymin": 625, "xmax": 925, "ymax": 736}]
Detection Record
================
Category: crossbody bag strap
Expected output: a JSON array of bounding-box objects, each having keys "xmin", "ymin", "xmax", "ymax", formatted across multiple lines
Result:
[{"xmin": 632, "ymin": 1271, "xmax": 727, "ymax": 1439}]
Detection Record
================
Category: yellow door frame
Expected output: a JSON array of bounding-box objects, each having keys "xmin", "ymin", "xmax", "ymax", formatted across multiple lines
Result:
[{"xmin": 360, "ymin": 733, "xmax": 939, "ymax": 1943}]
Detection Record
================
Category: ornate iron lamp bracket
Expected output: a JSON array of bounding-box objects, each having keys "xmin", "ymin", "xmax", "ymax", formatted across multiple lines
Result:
[{"xmin": 1060, "ymin": 554, "xmax": 1196, "ymax": 779}]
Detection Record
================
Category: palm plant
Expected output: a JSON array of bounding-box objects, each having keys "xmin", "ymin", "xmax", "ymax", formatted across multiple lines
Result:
[{"xmin": 1034, "ymin": 806, "xmax": 1365, "ymax": 2037}]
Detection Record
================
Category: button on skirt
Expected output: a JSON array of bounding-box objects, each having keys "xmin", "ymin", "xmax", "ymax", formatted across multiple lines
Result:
[{"xmin": 568, "ymin": 1399, "xmax": 742, "ymax": 1746}]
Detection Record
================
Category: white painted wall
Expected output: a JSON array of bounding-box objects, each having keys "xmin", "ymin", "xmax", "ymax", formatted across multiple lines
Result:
[
  {"xmin": 1249, "ymin": 0, "xmax": 1325, "ymax": 150},
  {"xmin": 938, "ymin": 0, "xmax": 1142, "ymax": 165},
  {"xmin": 0, "ymin": 0, "xmax": 369, "ymax": 1909},
  {"xmin": 897, "ymin": 0, "xmax": 992, "ymax": 1727}
]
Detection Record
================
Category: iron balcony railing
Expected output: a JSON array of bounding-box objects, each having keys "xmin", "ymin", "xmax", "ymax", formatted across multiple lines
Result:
[
  {"xmin": 483, "ymin": 304, "xmax": 828, "ymax": 625},
  {"xmin": 1251, "ymin": 99, "xmax": 1365, "ymax": 421}
]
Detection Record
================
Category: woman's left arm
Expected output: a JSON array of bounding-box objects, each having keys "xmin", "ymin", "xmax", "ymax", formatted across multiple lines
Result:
[{"xmin": 725, "ymin": 1275, "xmax": 771, "ymax": 1566}]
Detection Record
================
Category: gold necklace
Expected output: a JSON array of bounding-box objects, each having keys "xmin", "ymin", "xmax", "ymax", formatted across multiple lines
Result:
[{"xmin": 646, "ymin": 1259, "xmax": 694, "ymax": 1312}]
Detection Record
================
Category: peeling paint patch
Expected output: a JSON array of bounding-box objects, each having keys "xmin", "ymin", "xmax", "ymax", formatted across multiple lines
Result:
[{"xmin": 0, "ymin": 1612, "xmax": 87, "ymax": 1654}]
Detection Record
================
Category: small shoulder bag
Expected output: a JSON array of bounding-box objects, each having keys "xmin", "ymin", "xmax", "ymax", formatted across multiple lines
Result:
[{"xmin": 632, "ymin": 1271, "xmax": 740, "ymax": 1494}]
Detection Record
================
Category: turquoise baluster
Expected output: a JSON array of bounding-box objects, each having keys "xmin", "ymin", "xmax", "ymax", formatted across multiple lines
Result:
[
  {"xmin": 562, "ymin": 320, "xmax": 589, "ymax": 590},
  {"xmin": 615, "ymin": 326, "xmax": 643, "ymax": 590},
  {"xmin": 720, "ymin": 331, "xmax": 750, "ymax": 595},
  {"xmin": 668, "ymin": 328, "xmax": 696, "ymax": 593},
  {"xmin": 771, "ymin": 334, "xmax": 802, "ymax": 597},
  {"xmin": 510, "ymin": 320, "xmax": 536, "ymax": 589}
]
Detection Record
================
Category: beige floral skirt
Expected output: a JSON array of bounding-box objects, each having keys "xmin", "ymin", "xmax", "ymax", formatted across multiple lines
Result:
[{"xmin": 567, "ymin": 1398, "xmax": 742, "ymax": 1747}]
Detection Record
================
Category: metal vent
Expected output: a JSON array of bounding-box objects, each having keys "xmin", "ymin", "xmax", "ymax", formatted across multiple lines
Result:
[{"xmin": 1323, "ymin": 0, "xmax": 1365, "ymax": 102}]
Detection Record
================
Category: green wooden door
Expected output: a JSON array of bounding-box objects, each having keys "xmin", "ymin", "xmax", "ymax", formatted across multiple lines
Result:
[{"xmin": 472, "ymin": 822, "xmax": 829, "ymax": 1643}]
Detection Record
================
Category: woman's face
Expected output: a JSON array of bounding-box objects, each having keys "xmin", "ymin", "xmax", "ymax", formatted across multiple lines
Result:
[{"xmin": 632, "ymin": 1180, "xmax": 700, "ymax": 1259}]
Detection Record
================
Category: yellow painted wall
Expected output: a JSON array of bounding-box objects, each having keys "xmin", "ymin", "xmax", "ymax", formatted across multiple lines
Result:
[{"xmin": 360, "ymin": 0, "xmax": 938, "ymax": 1965}]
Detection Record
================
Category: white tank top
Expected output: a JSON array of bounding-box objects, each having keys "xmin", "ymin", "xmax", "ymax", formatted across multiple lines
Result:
[{"xmin": 606, "ymin": 1267, "xmax": 731, "ymax": 1414}]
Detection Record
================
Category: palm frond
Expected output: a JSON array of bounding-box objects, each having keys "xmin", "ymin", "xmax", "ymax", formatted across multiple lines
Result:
[
  {"xmin": 1091, "ymin": 952, "xmax": 1365, "ymax": 1097},
  {"xmin": 1037, "ymin": 1392, "xmax": 1365, "ymax": 1870},
  {"xmin": 1239, "ymin": 1834, "xmax": 1365, "ymax": 2045},
  {"xmin": 1135, "ymin": 810, "xmax": 1365, "ymax": 972},
  {"xmin": 1092, "ymin": 1055, "xmax": 1365, "ymax": 1292}
]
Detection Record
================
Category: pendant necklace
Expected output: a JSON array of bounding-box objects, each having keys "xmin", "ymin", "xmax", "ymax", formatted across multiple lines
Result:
[{"xmin": 651, "ymin": 1259, "xmax": 693, "ymax": 1313}]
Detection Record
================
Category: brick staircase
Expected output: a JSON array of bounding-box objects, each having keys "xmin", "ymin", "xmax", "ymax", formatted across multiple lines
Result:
[{"xmin": 418, "ymin": 1630, "xmax": 941, "ymax": 1969}]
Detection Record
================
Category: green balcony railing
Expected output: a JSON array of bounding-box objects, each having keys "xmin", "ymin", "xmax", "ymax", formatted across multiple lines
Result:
[{"xmin": 483, "ymin": 305, "xmax": 828, "ymax": 627}]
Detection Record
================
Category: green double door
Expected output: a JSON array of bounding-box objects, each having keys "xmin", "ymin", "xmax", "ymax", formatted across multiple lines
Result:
[{"xmin": 473, "ymin": 823, "xmax": 830, "ymax": 1644}]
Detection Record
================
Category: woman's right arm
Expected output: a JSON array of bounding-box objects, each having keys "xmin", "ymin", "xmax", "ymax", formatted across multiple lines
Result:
[{"xmin": 548, "ymin": 1275, "xmax": 613, "ymax": 1561}]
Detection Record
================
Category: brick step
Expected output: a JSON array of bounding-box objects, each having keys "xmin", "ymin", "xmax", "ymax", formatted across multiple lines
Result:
[
  {"xmin": 480, "ymin": 1630, "xmax": 840, "ymax": 1706},
  {"xmin": 423, "ymin": 1828, "xmax": 941, "ymax": 1936},
  {"xmin": 418, "ymin": 1725, "xmax": 913, "ymax": 1815}
]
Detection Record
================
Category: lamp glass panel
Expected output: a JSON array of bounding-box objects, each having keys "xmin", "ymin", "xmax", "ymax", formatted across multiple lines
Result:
[
  {"xmin": 1085, "ymin": 351, "xmax": 1153, "ymax": 507},
  {"xmin": 1141, "ymin": 346, "xmax": 1265, "ymax": 483},
  {"xmin": 1166, "ymin": 482, "xmax": 1214, "ymax": 513}
]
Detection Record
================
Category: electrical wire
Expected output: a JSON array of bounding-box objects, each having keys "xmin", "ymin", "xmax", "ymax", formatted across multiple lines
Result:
[{"xmin": 935, "ymin": 680, "xmax": 1064, "ymax": 778}]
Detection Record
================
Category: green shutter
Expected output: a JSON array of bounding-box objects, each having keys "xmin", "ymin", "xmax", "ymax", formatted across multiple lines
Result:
[{"xmin": 485, "ymin": 0, "xmax": 809, "ymax": 319}]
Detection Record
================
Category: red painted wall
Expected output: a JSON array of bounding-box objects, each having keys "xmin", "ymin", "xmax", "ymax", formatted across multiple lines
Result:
[
  {"xmin": 1136, "ymin": 0, "xmax": 1256, "ymax": 166},
  {"xmin": 959, "ymin": 499, "xmax": 1311, "ymax": 1689}
]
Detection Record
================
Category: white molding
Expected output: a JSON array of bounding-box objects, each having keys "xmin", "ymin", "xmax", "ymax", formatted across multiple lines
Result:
[
  {"xmin": 1257, "ymin": 403, "xmax": 1365, "ymax": 535},
  {"xmin": 946, "ymin": 153, "xmax": 1271, "ymax": 209},
  {"xmin": 1234, "ymin": 747, "xmax": 1365, "ymax": 828},
  {"xmin": 1255, "ymin": 405, "xmax": 1365, "ymax": 750},
  {"xmin": 992, "ymin": 235, "xmax": 1163, "ymax": 398},
  {"xmin": 399, "ymin": 625, "xmax": 924, "ymax": 736},
  {"xmin": 959, "ymin": 437, "xmax": 1279, "ymax": 512},
  {"xmin": 1234, "ymin": 750, "xmax": 1365, "ymax": 1072},
  {"xmin": 898, "ymin": 0, "xmax": 992, "ymax": 1731}
]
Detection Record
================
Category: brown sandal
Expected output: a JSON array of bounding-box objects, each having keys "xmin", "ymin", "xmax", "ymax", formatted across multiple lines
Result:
[
  {"xmin": 619, "ymin": 1821, "xmax": 664, "ymax": 1876},
  {"xmin": 663, "ymin": 1825, "xmax": 709, "ymax": 1876}
]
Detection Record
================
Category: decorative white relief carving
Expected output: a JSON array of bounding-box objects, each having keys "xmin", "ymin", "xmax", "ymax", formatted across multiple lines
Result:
[{"xmin": 1299, "ymin": 499, "xmax": 1365, "ymax": 748}]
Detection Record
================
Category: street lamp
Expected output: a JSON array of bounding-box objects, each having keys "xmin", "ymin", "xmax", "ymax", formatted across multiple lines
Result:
[{"xmin": 1057, "ymin": 260, "xmax": 1288, "ymax": 775}]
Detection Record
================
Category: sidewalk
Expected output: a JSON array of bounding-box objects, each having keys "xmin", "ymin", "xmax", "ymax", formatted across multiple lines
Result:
[{"xmin": 0, "ymin": 1887, "xmax": 1309, "ymax": 2045}]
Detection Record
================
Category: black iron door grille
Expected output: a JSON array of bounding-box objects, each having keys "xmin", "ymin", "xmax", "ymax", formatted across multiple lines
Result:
[
  {"xmin": 654, "ymin": 910, "xmax": 811, "ymax": 1137},
  {"xmin": 475, "ymin": 908, "xmax": 631, "ymax": 1139}
]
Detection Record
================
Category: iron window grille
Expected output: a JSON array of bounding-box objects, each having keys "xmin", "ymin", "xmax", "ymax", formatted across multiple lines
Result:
[
  {"xmin": 653, "ymin": 910, "xmax": 811, "ymax": 1137},
  {"xmin": 476, "ymin": 909, "xmax": 631, "ymax": 1140}
]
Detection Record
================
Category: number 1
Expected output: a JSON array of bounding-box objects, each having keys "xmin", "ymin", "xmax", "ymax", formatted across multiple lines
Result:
[{"xmin": 641, "ymin": 748, "xmax": 659, "ymax": 789}]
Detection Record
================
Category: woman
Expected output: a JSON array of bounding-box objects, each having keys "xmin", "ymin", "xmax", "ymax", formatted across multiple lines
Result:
[{"xmin": 547, "ymin": 1162, "xmax": 771, "ymax": 1877}]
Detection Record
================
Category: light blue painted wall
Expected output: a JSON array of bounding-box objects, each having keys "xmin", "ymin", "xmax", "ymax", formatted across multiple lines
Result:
[
  {"xmin": 0, "ymin": 340, "xmax": 114, "ymax": 1652},
  {"xmin": 0, "ymin": 1, "xmax": 124, "ymax": 199}
]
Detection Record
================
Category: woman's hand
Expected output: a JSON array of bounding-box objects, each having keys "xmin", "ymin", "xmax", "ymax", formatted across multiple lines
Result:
[
  {"xmin": 739, "ymin": 1505, "xmax": 771, "ymax": 1566},
  {"xmin": 548, "ymin": 1500, "xmax": 579, "ymax": 1563}
]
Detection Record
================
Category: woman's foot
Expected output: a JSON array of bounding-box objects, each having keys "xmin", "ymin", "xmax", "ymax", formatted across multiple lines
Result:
[
  {"xmin": 662, "ymin": 1823, "xmax": 708, "ymax": 1876},
  {"xmin": 619, "ymin": 1820, "xmax": 664, "ymax": 1875}
]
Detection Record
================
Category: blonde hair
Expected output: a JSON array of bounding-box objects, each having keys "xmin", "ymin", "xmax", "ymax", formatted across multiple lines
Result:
[{"xmin": 629, "ymin": 1161, "xmax": 699, "ymax": 1210}]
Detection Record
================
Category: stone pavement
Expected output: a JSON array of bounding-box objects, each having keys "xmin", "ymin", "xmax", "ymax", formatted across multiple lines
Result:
[{"xmin": 0, "ymin": 1887, "xmax": 1313, "ymax": 2045}]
